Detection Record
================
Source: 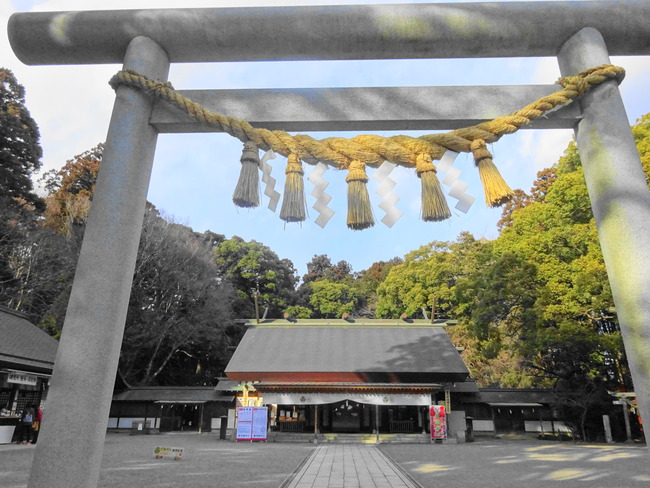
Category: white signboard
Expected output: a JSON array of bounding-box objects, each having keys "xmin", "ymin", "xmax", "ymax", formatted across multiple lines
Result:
[
  {"xmin": 236, "ymin": 407, "xmax": 267, "ymax": 441},
  {"xmin": 251, "ymin": 407, "xmax": 268, "ymax": 441},
  {"xmin": 7, "ymin": 372, "xmax": 37, "ymax": 386},
  {"xmin": 236, "ymin": 407, "xmax": 253, "ymax": 440}
]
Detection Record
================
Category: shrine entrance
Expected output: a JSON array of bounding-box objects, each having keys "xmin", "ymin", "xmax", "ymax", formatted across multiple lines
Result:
[{"xmin": 8, "ymin": 2, "xmax": 650, "ymax": 487}]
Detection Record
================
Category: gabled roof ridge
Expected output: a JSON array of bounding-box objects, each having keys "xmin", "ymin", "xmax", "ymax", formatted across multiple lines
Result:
[{"xmin": 235, "ymin": 318, "xmax": 457, "ymax": 328}]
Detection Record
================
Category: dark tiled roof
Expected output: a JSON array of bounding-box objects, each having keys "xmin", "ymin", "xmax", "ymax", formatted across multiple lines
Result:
[
  {"xmin": 225, "ymin": 325, "xmax": 468, "ymax": 382},
  {"xmin": 112, "ymin": 387, "xmax": 233, "ymax": 402},
  {"xmin": 0, "ymin": 307, "xmax": 58, "ymax": 373}
]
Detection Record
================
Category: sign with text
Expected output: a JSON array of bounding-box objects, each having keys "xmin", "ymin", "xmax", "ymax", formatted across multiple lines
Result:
[
  {"xmin": 236, "ymin": 406, "xmax": 268, "ymax": 441},
  {"xmin": 154, "ymin": 446, "xmax": 184, "ymax": 460},
  {"xmin": 8, "ymin": 372, "xmax": 37, "ymax": 386},
  {"xmin": 430, "ymin": 405, "xmax": 447, "ymax": 440}
]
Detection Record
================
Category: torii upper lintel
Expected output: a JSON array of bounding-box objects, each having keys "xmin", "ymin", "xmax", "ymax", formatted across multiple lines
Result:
[{"xmin": 8, "ymin": 1, "xmax": 650, "ymax": 65}]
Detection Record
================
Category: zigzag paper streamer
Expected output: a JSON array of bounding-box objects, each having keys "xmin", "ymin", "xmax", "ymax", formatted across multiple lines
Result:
[
  {"xmin": 372, "ymin": 161, "xmax": 403, "ymax": 228},
  {"xmin": 260, "ymin": 149, "xmax": 281, "ymax": 212},
  {"xmin": 308, "ymin": 162, "xmax": 334, "ymax": 228},
  {"xmin": 436, "ymin": 150, "xmax": 475, "ymax": 214}
]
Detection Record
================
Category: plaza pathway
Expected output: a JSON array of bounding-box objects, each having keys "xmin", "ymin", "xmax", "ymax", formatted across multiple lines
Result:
[{"xmin": 282, "ymin": 445, "xmax": 421, "ymax": 488}]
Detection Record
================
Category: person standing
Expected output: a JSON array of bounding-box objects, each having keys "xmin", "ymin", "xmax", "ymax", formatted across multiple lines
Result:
[
  {"xmin": 32, "ymin": 405, "xmax": 43, "ymax": 444},
  {"xmin": 16, "ymin": 404, "xmax": 35, "ymax": 444}
]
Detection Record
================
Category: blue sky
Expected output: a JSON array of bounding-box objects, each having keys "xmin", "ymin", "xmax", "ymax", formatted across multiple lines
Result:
[{"xmin": 3, "ymin": 0, "xmax": 650, "ymax": 278}]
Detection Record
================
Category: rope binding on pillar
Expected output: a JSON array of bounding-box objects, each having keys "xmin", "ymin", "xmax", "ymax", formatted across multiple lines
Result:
[{"xmin": 109, "ymin": 64, "xmax": 625, "ymax": 230}]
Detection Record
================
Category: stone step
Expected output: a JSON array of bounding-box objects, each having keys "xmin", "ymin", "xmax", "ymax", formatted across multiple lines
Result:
[{"xmin": 265, "ymin": 432, "xmax": 432, "ymax": 444}]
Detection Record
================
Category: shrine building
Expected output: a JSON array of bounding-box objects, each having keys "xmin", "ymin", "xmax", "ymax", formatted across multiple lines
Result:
[{"xmin": 223, "ymin": 318, "xmax": 472, "ymax": 440}]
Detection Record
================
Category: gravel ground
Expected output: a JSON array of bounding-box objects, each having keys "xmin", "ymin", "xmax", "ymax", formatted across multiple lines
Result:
[
  {"xmin": 381, "ymin": 438, "xmax": 650, "ymax": 488},
  {"xmin": 1, "ymin": 433, "xmax": 649, "ymax": 488},
  {"xmin": 0, "ymin": 432, "xmax": 315, "ymax": 488}
]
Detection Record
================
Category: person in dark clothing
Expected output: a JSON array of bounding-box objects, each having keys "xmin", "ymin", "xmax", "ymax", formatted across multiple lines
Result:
[{"xmin": 16, "ymin": 404, "xmax": 35, "ymax": 444}]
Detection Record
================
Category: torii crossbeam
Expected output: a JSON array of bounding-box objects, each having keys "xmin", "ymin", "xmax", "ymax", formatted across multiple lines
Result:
[{"xmin": 8, "ymin": 2, "xmax": 650, "ymax": 486}]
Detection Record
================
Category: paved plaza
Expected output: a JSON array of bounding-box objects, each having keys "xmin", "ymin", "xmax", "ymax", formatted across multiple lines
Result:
[
  {"xmin": 283, "ymin": 445, "xmax": 420, "ymax": 488},
  {"xmin": 1, "ymin": 433, "xmax": 648, "ymax": 488}
]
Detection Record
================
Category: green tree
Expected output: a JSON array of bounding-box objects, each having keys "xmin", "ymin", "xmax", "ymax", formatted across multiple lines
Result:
[
  {"xmin": 302, "ymin": 254, "xmax": 353, "ymax": 283},
  {"xmin": 214, "ymin": 236, "xmax": 298, "ymax": 318},
  {"xmin": 0, "ymin": 68, "xmax": 43, "ymax": 210},
  {"xmin": 308, "ymin": 279, "xmax": 359, "ymax": 318},
  {"xmin": 283, "ymin": 304, "xmax": 313, "ymax": 319},
  {"xmin": 374, "ymin": 112, "xmax": 650, "ymax": 391},
  {"xmin": 18, "ymin": 143, "xmax": 241, "ymax": 384},
  {"xmin": 376, "ymin": 232, "xmax": 482, "ymax": 319},
  {"xmin": 120, "ymin": 207, "xmax": 236, "ymax": 386},
  {"xmin": 0, "ymin": 200, "xmax": 76, "ymax": 333},
  {"xmin": 488, "ymin": 139, "xmax": 631, "ymax": 393},
  {"xmin": 497, "ymin": 167, "xmax": 557, "ymax": 230},
  {"xmin": 632, "ymin": 113, "xmax": 650, "ymax": 183},
  {"xmin": 352, "ymin": 257, "xmax": 403, "ymax": 317},
  {"xmin": 0, "ymin": 68, "xmax": 65, "ymax": 324}
]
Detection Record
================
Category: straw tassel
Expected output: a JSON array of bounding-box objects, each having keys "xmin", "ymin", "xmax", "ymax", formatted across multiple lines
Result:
[
  {"xmin": 232, "ymin": 142, "xmax": 260, "ymax": 208},
  {"xmin": 346, "ymin": 160, "xmax": 374, "ymax": 230},
  {"xmin": 415, "ymin": 153, "xmax": 451, "ymax": 222},
  {"xmin": 471, "ymin": 139, "xmax": 514, "ymax": 207},
  {"xmin": 280, "ymin": 154, "xmax": 307, "ymax": 223}
]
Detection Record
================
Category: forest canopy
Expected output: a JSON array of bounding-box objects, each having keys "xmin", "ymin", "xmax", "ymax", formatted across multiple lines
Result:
[{"xmin": 3, "ymin": 68, "xmax": 649, "ymax": 398}]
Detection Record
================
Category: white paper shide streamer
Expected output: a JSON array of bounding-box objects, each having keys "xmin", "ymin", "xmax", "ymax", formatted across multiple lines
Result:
[
  {"xmin": 260, "ymin": 149, "xmax": 281, "ymax": 212},
  {"xmin": 308, "ymin": 162, "xmax": 334, "ymax": 228},
  {"xmin": 372, "ymin": 161, "xmax": 403, "ymax": 228},
  {"xmin": 436, "ymin": 150, "xmax": 475, "ymax": 214}
]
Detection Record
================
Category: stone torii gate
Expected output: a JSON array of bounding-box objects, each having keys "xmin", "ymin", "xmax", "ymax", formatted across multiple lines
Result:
[{"xmin": 7, "ymin": 1, "xmax": 650, "ymax": 486}]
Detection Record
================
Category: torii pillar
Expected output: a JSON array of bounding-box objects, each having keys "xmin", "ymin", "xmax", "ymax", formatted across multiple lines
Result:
[
  {"xmin": 28, "ymin": 37, "xmax": 168, "ymax": 488},
  {"xmin": 559, "ymin": 27, "xmax": 650, "ymax": 439}
]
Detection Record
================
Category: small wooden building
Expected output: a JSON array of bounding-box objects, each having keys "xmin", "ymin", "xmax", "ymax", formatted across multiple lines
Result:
[
  {"xmin": 109, "ymin": 386, "xmax": 234, "ymax": 432},
  {"xmin": 0, "ymin": 306, "xmax": 58, "ymax": 443}
]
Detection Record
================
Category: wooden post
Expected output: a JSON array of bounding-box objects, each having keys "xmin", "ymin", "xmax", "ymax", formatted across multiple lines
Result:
[{"xmin": 375, "ymin": 405, "xmax": 380, "ymax": 444}]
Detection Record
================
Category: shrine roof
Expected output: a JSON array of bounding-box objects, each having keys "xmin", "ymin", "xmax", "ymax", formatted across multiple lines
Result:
[
  {"xmin": 225, "ymin": 322, "xmax": 468, "ymax": 383},
  {"xmin": 0, "ymin": 306, "xmax": 58, "ymax": 374}
]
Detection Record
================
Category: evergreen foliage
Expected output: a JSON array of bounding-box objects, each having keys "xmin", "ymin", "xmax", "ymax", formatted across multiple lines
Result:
[
  {"xmin": 2, "ymin": 65, "xmax": 648, "ymax": 413},
  {"xmin": 0, "ymin": 68, "xmax": 43, "ymax": 210}
]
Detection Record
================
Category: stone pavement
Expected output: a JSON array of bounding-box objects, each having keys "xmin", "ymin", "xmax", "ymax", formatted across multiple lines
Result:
[
  {"xmin": 2, "ymin": 433, "xmax": 649, "ymax": 488},
  {"xmin": 282, "ymin": 445, "xmax": 422, "ymax": 488}
]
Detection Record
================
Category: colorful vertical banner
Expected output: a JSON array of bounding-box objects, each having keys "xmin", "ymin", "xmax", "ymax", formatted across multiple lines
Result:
[
  {"xmin": 236, "ymin": 406, "xmax": 268, "ymax": 441},
  {"xmin": 430, "ymin": 405, "xmax": 447, "ymax": 440}
]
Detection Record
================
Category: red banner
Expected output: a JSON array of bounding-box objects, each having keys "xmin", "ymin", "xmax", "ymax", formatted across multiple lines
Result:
[{"xmin": 430, "ymin": 405, "xmax": 447, "ymax": 439}]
